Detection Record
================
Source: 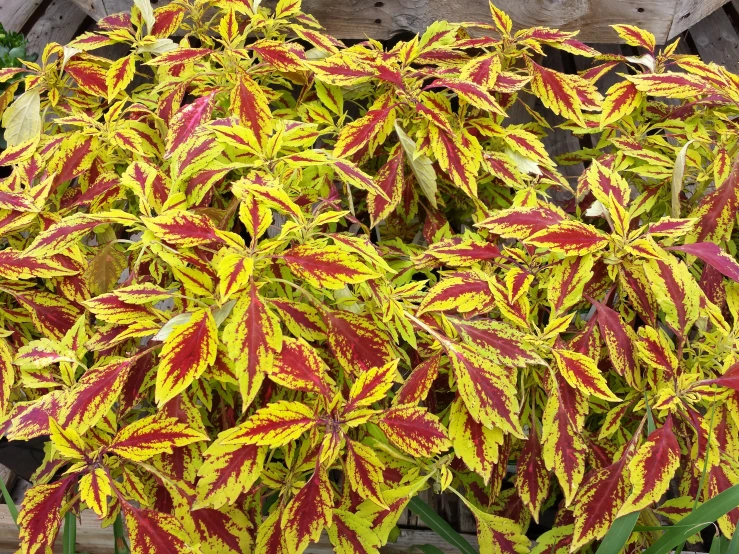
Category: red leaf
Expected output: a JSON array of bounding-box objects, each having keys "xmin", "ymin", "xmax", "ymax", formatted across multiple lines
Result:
[
  {"xmin": 703, "ymin": 362, "xmax": 739, "ymax": 391},
  {"xmin": 281, "ymin": 466, "xmax": 333, "ymax": 552},
  {"xmin": 378, "ymin": 404, "xmax": 450, "ymax": 457},
  {"xmin": 165, "ymin": 93, "xmax": 216, "ymax": 157},
  {"xmin": 18, "ymin": 477, "xmax": 76, "ymax": 553},
  {"xmin": 326, "ymin": 310, "xmax": 395, "ymax": 376},
  {"xmin": 668, "ymin": 242, "xmax": 739, "ymax": 283},
  {"xmin": 395, "ymin": 354, "xmax": 440, "ymax": 405},
  {"xmin": 122, "ymin": 500, "xmax": 192, "ymax": 553}
]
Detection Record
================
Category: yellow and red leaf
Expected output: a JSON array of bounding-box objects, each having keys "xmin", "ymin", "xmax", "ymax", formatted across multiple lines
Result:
[
  {"xmin": 224, "ymin": 400, "xmax": 317, "ymax": 448},
  {"xmin": 378, "ymin": 404, "xmax": 450, "ymax": 457},
  {"xmin": 620, "ymin": 416, "xmax": 681, "ymax": 515},
  {"xmin": 108, "ymin": 414, "xmax": 207, "ymax": 461},
  {"xmin": 156, "ymin": 309, "xmax": 218, "ymax": 406}
]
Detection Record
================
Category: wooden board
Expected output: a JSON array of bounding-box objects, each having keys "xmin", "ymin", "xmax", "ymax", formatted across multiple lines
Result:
[
  {"xmin": 68, "ymin": 0, "xmax": 728, "ymax": 43},
  {"xmin": 0, "ymin": 504, "xmax": 478, "ymax": 554},
  {"xmin": 687, "ymin": 4, "xmax": 739, "ymax": 67},
  {"xmin": 669, "ymin": 0, "xmax": 734, "ymax": 38},
  {"xmin": 0, "ymin": 466, "xmax": 14, "ymax": 505},
  {"xmin": 25, "ymin": 0, "xmax": 90, "ymax": 55},
  {"xmin": 0, "ymin": 0, "xmax": 46, "ymax": 33}
]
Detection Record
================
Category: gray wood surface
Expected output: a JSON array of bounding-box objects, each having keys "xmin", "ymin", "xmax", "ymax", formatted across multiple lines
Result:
[
  {"xmin": 0, "ymin": 0, "xmax": 45, "ymax": 32},
  {"xmin": 25, "ymin": 0, "xmax": 89, "ymax": 55},
  {"xmin": 670, "ymin": 0, "xmax": 733, "ymax": 38},
  {"xmin": 688, "ymin": 5, "xmax": 739, "ymax": 67},
  {"xmin": 69, "ymin": 0, "xmax": 729, "ymax": 43}
]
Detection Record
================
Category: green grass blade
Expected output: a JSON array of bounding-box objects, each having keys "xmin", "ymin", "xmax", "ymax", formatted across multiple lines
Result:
[
  {"xmin": 595, "ymin": 510, "xmax": 640, "ymax": 554},
  {"xmin": 708, "ymin": 533, "xmax": 726, "ymax": 554},
  {"xmin": 0, "ymin": 475, "xmax": 18, "ymax": 526},
  {"xmin": 643, "ymin": 484, "xmax": 739, "ymax": 554},
  {"xmin": 408, "ymin": 496, "xmax": 478, "ymax": 554},
  {"xmin": 63, "ymin": 511, "xmax": 77, "ymax": 554},
  {"xmin": 114, "ymin": 512, "xmax": 130, "ymax": 554}
]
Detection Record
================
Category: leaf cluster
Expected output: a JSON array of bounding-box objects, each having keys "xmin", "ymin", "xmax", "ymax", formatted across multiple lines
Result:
[{"xmin": 1, "ymin": 1, "xmax": 739, "ymax": 553}]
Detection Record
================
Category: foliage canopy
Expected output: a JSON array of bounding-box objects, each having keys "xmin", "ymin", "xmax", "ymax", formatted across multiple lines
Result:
[{"xmin": 1, "ymin": 0, "xmax": 739, "ymax": 552}]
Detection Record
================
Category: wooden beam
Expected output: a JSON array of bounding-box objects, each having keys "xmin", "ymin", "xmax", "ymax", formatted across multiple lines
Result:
[
  {"xmin": 687, "ymin": 4, "xmax": 739, "ymax": 67},
  {"xmin": 69, "ymin": 0, "xmax": 131, "ymax": 21},
  {"xmin": 0, "ymin": 466, "xmax": 14, "ymax": 496},
  {"xmin": 0, "ymin": 0, "xmax": 45, "ymax": 33},
  {"xmin": 1, "ymin": 505, "xmax": 478, "ymax": 553},
  {"xmin": 25, "ymin": 0, "xmax": 90, "ymax": 55},
  {"xmin": 69, "ymin": 0, "xmax": 730, "ymax": 44},
  {"xmin": 669, "ymin": 0, "xmax": 731, "ymax": 39}
]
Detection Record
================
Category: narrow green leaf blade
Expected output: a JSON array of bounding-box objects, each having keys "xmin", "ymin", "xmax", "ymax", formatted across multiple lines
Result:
[
  {"xmin": 596, "ymin": 510, "xmax": 640, "ymax": 554},
  {"xmin": 643, "ymin": 484, "xmax": 739, "ymax": 554},
  {"xmin": 408, "ymin": 496, "xmax": 478, "ymax": 554}
]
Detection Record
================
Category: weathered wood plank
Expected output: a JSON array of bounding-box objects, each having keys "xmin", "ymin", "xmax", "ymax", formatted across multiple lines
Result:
[
  {"xmin": 670, "ymin": 0, "xmax": 732, "ymax": 39},
  {"xmin": 0, "ymin": 466, "xmax": 14, "ymax": 505},
  {"xmin": 25, "ymin": 0, "xmax": 90, "ymax": 55},
  {"xmin": 670, "ymin": 31, "xmax": 696, "ymax": 55},
  {"xmin": 0, "ymin": 0, "xmax": 46, "ymax": 33},
  {"xmin": 70, "ymin": 0, "xmax": 729, "ymax": 43},
  {"xmin": 687, "ymin": 5, "xmax": 739, "ymax": 67},
  {"xmin": 0, "ymin": 505, "xmax": 478, "ymax": 554},
  {"xmin": 9, "ymin": 478, "xmax": 30, "ymax": 507},
  {"xmin": 72, "ymin": 0, "xmax": 131, "ymax": 20}
]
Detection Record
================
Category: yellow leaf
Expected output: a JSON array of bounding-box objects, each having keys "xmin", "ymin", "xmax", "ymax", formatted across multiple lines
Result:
[{"xmin": 2, "ymin": 89, "xmax": 41, "ymax": 147}]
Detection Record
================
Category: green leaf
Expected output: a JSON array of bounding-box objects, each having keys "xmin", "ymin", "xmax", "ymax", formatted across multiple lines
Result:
[
  {"xmin": 395, "ymin": 121, "xmax": 438, "ymax": 209},
  {"xmin": 643, "ymin": 484, "xmax": 739, "ymax": 554},
  {"xmin": 1, "ymin": 88, "xmax": 41, "ymax": 146},
  {"xmin": 114, "ymin": 512, "xmax": 130, "ymax": 554},
  {"xmin": 0, "ymin": 474, "xmax": 18, "ymax": 526},
  {"xmin": 595, "ymin": 510, "xmax": 640, "ymax": 554},
  {"xmin": 709, "ymin": 533, "xmax": 727, "ymax": 554},
  {"xmin": 671, "ymin": 140, "xmax": 694, "ymax": 218},
  {"xmin": 408, "ymin": 496, "xmax": 478, "ymax": 554}
]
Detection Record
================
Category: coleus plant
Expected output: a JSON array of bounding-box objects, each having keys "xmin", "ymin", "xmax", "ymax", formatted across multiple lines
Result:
[{"xmin": 0, "ymin": 0, "xmax": 738, "ymax": 552}]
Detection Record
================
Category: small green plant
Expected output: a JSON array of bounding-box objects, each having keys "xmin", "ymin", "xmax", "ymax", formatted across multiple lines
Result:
[{"xmin": 0, "ymin": 23, "xmax": 35, "ymax": 74}]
